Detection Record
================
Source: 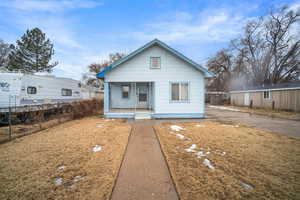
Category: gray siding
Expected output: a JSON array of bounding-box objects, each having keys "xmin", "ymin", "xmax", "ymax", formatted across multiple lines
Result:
[{"xmin": 110, "ymin": 83, "xmax": 136, "ymax": 108}]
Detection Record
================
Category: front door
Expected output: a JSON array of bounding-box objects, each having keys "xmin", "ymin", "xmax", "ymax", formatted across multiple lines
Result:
[{"xmin": 136, "ymin": 84, "xmax": 148, "ymax": 109}]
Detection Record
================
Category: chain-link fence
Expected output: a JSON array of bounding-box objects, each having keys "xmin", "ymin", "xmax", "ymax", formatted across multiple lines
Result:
[{"xmin": 0, "ymin": 98, "xmax": 103, "ymax": 143}]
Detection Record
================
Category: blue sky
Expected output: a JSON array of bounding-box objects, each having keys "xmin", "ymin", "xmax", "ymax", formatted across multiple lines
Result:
[{"xmin": 0, "ymin": 0, "xmax": 299, "ymax": 80}]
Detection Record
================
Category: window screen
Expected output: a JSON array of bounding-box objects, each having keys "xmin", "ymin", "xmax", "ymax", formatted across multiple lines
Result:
[
  {"xmin": 62, "ymin": 89, "xmax": 72, "ymax": 96},
  {"xmin": 150, "ymin": 57, "xmax": 161, "ymax": 69},
  {"xmin": 171, "ymin": 82, "xmax": 189, "ymax": 102},
  {"xmin": 27, "ymin": 86, "xmax": 37, "ymax": 94},
  {"xmin": 122, "ymin": 85, "xmax": 130, "ymax": 98}
]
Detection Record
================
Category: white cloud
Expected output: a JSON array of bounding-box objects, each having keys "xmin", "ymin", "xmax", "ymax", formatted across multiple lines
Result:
[
  {"xmin": 0, "ymin": 0, "xmax": 102, "ymax": 12},
  {"xmin": 20, "ymin": 15, "xmax": 82, "ymax": 48},
  {"xmin": 132, "ymin": 9, "xmax": 249, "ymax": 44},
  {"xmin": 0, "ymin": 0, "xmax": 104, "ymax": 80}
]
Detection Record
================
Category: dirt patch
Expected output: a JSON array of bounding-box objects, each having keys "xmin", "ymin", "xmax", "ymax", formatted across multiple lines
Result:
[
  {"xmin": 0, "ymin": 117, "xmax": 131, "ymax": 200},
  {"xmin": 154, "ymin": 121, "xmax": 300, "ymax": 200}
]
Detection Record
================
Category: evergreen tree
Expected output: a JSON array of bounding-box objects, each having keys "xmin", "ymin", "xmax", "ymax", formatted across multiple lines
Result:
[{"xmin": 8, "ymin": 28, "xmax": 58, "ymax": 72}]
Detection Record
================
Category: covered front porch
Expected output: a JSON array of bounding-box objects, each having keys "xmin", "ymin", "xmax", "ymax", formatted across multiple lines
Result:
[{"xmin": 104, "ymin": 82, "xmax": 155, "ymax": 119}]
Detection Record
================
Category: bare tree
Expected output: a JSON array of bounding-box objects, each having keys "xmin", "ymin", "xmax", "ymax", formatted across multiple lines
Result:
[
  {"xmin": 207, "ymin": 5, "xmax": 300, "ymax": 91},
  {"xmin": 207, "ymin": 49, "xmax": 234, "ymax": 91},
  {"xmin": 82, "ymin": 52, "xmax": 126, "ymax": 88}
]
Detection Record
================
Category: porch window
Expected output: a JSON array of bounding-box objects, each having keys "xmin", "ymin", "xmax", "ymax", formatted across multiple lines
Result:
[
  {"xmin": 170, "ymin": 82, "xmax": 189, "ymax": 102},
  {"xmin": 122, "ymin": 85, "xmax": 130, "ymax": 98},
  {"xmin": 263, "ymin": 91, "xmax": 270, "ymax": 99},
  {"xmin": 150, "ymin": 57, "xmax": 161, "ymax": 69}
]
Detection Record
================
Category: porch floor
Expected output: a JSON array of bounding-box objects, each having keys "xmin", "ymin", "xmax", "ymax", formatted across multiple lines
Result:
[{"xmin": 109, "ymin": 108, "xmax": 154, "ymax": 113}]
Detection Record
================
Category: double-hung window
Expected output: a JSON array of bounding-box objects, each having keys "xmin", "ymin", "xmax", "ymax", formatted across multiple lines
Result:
[
  {"xmin": 122, "ymin": 85, "xmax": 130, "ymax": 98},
  {"xmin": 170, "ymin": 82, "xmax": 189, "ymax": 102}
]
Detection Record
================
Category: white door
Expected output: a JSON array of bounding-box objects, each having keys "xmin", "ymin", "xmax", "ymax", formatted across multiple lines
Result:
[
  {"xmin": 244, "ymin": 93, "xmax": 250, "ymax": 106},
  {"xmin": 137, "ymin": 85, "xmax": 148, "ymax": 109}
]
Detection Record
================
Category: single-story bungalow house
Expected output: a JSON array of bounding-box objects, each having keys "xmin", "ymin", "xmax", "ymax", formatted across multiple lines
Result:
[
  {"xmin": 230, "ymin": 82, "xmax": 300, "ymax": 112},
  {"xmin": 97, "ymin": 39, "xmax": 214, "ymax": 119}
]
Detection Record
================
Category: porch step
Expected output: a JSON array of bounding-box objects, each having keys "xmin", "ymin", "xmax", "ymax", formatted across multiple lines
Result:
[{"xmin": 135, "ymin": 112, "xmax": 152, "ymax": 120}]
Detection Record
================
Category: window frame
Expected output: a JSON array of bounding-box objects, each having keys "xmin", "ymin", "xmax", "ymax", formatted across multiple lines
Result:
[
  {"xmin": 121, "ymin": 84, "xmax": 130, "ymax": 99},
  {"xmin": 61, "ymin": 88, "xmax": 72, "ymax": 96},
  {"xmin": 27, "ymin": 86, "xmax": 37, "ymax": 94},
  {"xmin": 169, "ymin": 81, "xmax": 190, "ymax": 103},
  {"xmin": 263, "ymin": 91, "xmax": 271, "ymax": 100},
  {"xmin": 150, "ymin": 57, "xmax": 161, "ymax": 69}
]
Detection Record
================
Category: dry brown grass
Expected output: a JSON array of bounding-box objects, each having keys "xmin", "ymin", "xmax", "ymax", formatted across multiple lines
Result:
[
  {"xmin": 0, "ymin": 116, "xmax": 131, "ymax": 200},
  {"xmin": 154, "ymin": 121, "xmax": 300, "ymax": 200}
]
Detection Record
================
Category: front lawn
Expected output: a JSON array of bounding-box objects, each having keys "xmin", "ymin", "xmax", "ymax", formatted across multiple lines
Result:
[
  {"xmin": 154, "ymin": 121, "xmax": 300, "ymax": 200},
  {"xmin": 0, "ymin": 117, "xmax": 131, "ymax": 200}
]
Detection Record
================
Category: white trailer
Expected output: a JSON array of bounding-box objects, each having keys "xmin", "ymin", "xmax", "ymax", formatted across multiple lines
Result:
[{"xmin": 0, "ymin": 72, "xmax": 82, "ymax": 108}]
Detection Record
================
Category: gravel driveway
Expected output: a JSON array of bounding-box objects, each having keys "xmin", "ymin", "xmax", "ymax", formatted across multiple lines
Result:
[{"xmin": 206, "ymin": 106, "xmax": 300, "ymax": 138}]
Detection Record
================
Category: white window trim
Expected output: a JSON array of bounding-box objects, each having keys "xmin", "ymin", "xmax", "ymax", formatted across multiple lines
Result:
[
  {"xmin": 263, "ymin": 90, "xmax": 271, "ymax": 100},
  {"xmin": 150, "ymin": 57, "xmax": 161, "ymax": 69},
  {"xmin": 169, "ymin": 81, "xmax": 190, "ymax": 103}
]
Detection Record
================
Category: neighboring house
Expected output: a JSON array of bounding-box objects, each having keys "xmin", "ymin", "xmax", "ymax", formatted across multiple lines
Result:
[
  {"xmin": 230, "ymin": 82, "xmax": 300, "ymax": 112},
  {"xmin": 97, "ymin": 39, "xmax": 214, "ymax": 119}
]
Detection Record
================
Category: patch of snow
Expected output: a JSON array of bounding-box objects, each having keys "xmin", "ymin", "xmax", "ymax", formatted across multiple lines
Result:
[
  {"xmin": 241, "ymin": 181, "xmax": 254, "ymax": 190},
  {"xmin": 203, "ymin": 158, "xmax": 215, "ymax": 170},
  {"xmin": 221, "ymin": 124, "xmax": 239, "ymax": 127},
  {"xmin": 170, "ymin": 125, "xmax": 185, "ymax": 132},
  {"xmin": 185, "ymin": 144, "xmax": 197, "ymax": 152},
  {"xmin": 54, "ymin": 177, "xmax": 63, "ymax": 185},
  {"xmin": 221, "ymin": 152, "xmax": 226, "ymax": 156},
  {"xmin": 176, "ymin": 133, "xmax": 185, "ymax": 140},
  {"xmin": 73, "ymin": 175, "xmax": 84, "ymax": 182},
  {"xmin": 196, "ymin": 151, "xmax": 206, "ymax": 157},
  {"xmin": 96, "ymin": 124, "xmax": 104, "ymax": 127},
  {"xmin": 92, "ymin": 145, "xmax": 102, "ymax": 152},
  {"xmin": 209, "ymin": 105, "xmax": 241, "ymax": 112},
  {"xmin": 57, "ymin": 165, "xmax": 65, "ymax": 170},
  {"xmin": 195, "ymin": 124, "xmax": 205, "ymax": 127}
]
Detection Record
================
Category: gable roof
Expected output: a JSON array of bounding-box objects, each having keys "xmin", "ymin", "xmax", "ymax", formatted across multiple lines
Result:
[{"xmin": 96, "ymin": 39, "xmax": 214, "ymax": 78}]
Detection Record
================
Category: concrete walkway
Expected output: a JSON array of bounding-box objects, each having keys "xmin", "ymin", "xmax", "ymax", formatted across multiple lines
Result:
[{"xmin": 111, "ymin": 120, "xmax": 179, "ymax": 200}]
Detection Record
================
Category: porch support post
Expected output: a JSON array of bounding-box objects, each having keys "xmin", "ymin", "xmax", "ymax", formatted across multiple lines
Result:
[
  {"xmin": 134, "ymin": 82, "xmax": 137, "ymax": 112},
  {"xmin": 104, "ymin": 82, "xmax": 109, "ymax": 113}
]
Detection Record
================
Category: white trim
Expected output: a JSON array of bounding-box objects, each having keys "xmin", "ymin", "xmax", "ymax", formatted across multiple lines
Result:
[
  {"xmin": 263, "ymin": 91, "xmax": 271, "ymax": 100},
  {"xmin": 230, "ymin": 87, "xmax": 300, "ymax": 93},
  {"xmin": 169, "ymin": 81, "xmax": 190, "ymax": 103}
]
